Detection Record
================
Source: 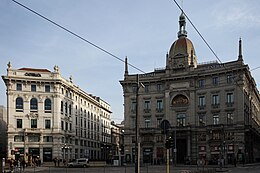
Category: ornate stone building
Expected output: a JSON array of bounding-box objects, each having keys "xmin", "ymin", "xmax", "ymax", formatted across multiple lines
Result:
[
  {"xmin": 2, "ymin": 64, "xmax": 112, "ymax": 162},
  {"xmin": 120, "ymin": 12, "xmax": 260, "ymax": 164}
]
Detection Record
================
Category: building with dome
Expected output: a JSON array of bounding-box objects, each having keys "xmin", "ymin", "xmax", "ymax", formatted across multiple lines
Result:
[{"xmin": 120, "ymin": 11, "xmax": 260, "ymax": 164}]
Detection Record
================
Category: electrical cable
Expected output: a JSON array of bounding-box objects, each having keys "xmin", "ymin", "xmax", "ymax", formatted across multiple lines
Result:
[{"xmin": 11, "ymin": 0, "xmax": 146, "ymax": 74}]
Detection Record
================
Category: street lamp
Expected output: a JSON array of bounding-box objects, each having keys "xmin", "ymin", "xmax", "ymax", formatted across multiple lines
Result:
[{"xmin": 135, "ymin": 74, "xmax": 144, "ymax": 173}]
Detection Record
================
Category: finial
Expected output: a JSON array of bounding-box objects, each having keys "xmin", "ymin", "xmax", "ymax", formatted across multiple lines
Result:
[
  {"xmin": 69, "ymin": 75, "xmax": 73, "ymax": 83},
  {"xmin": 54, "ymin": 65, "xmax": 60, "ymax": 73},
  {"xmin": 7, "ymin": 61, "xmax": 12, "ymax": 69}
]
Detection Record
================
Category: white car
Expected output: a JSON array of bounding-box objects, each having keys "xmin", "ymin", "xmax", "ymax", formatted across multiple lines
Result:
[{"xmin": 67, "ymin": 158, "xmax": 89, "ymax": 168}]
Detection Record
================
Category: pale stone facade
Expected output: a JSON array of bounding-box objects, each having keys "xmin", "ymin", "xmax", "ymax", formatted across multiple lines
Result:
[
  {"xmin": 2, "ymin": 64, "xmax": 112, "ymax": 162},
  {"xmin": 120, "ymin": 12, "xmax": 260, "ymax": 164}
]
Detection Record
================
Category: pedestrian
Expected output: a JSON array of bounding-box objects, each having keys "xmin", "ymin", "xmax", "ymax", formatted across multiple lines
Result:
[{"xmin": 53, "ymin": 158, "xmax": 57, "ymax": 166}]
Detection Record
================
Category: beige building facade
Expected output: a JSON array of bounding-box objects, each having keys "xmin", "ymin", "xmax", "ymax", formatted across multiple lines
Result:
[
  {"xmin": 120, "ymin": 12, "xmax": 260, "ymax": 164},
  {"xmin": 2, "ymin": 64, "xmax": 112, "ymax": 162}
]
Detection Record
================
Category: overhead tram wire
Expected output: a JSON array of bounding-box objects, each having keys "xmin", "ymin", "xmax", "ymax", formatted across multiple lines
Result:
[{"xmin": 11, "ymin": 0, "xmax": 146, "ymax": 74}]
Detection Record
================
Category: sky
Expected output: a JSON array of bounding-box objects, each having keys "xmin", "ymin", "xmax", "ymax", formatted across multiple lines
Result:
[{"xmin": 1, "ymin": 0, "xmax": 260, "ymax": 123}]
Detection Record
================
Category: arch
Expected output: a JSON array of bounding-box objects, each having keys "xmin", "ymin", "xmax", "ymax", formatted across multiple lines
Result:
[
  {"xmin": 172, "ymin": 94, "xmax": 189, "ymax": 107},
  {"xmin": 44, "ymin": 98, "xmax": 52, "ymax": 113},
  {"xmin": 30, "ymin": 98, "xmax": 38, "ymax": 111},
  {"xmin": 16, "ymin": 97, "xmax": 23, "ymax": 111}
]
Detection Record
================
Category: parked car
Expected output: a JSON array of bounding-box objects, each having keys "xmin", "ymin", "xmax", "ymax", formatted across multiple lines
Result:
[{"xmin": 67, "ymin": 158, "xmax": 89, "ymax": 168}]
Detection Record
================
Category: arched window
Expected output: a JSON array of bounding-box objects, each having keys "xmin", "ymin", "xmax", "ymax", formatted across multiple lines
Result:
[
  {"xmin": 16, "ymin": 97, "xmax": 23, "ymax": 112},
  {"xmin": 30, "ymin": 98, "xmax": 38, "ymax": 112},
  {"xmin": 44, "ymin": 99, "xmax": 52, "ymax": 113}
]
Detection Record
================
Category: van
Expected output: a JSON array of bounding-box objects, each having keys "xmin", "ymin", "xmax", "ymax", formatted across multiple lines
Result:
[{"xmin": 67, "ymin": 158, "xmax": 89, "ymax": 168}]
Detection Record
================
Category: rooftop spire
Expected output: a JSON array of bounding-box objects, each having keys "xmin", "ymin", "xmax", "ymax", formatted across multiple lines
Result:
[
  {"xmin": 238, "ymin": 38, "xmax": 243, "ymax": 61},
  {"xmin": 124, "ymin": 56, "xmax": 128, "ymax": 76}
]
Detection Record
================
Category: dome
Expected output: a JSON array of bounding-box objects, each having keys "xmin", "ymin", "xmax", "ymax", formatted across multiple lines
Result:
[{"xmin": 168, "ymin": 37, "xmax": 196, "ymax": 58}]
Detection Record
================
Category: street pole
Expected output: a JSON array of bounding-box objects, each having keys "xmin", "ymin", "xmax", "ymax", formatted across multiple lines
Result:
[
  {"xmin": 135, "ymin": 74, "xmax": 139, "ymax": 173},
  {"xmin": 174, "ymin": 126, "xmax": 177, "ymax": 166}
]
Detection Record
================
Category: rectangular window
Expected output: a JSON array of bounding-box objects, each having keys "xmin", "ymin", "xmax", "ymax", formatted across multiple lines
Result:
[
  {"xmin": 43, "ymin": 136, "xmax": 53, "ymax": 142},
  {"xmin": 132, "ymin": 118, "xmax": 136, "ymax": 128},
  {"xmin": 144, "ymin": 118, "xmax": 151, "ymax": 128},
  {"xmin": 177, "ymin": 113, "xmax": 186, "ymax": 126},
  {"xmin": 157, "ymin": 118, "xmax": 162, "ymax": 128},
  {"xmin": 227, "ymin": 74, "xmax": 233, "ymax": 84},
  {"xmin": 198, "ymin": 114, "xmax": 206, "ymax": 126},
  {"xmin": 144, "ymin": 100, "xmax": 150, "ymax": 109},
  {"xmin": 156, "ymin": 100, "xmax": 163, "ymax": 112},
  {"xmin": 31, "ymin": 119, "xmax": 37, "ymax": 128},
  {"xmin": 132, "ymin": 85, "xmax": 137, "ymax": 93},
  {"xmin": 227, "ymin": 113, "xmax": 233, "ymax": 124},
  {"xmin": 198, "ymin": 79, "xmax": 205, "ymax": 88},
  {"xmin": 227, "ymin": 93, "xmax": 234, "ymax": 104},
  {"xmin": 17, "ymin": 119, "xmax": 22, "ymax": 128},
  {"xmin": 61, "ymin": 121, "xmax": 64, "ymax": 130},
  {"xmin": 131, "ymin": 101, "xmax": 136, "ymax": 113},
  {"xmin": 213, "ymin": 114, "xmax": 219, "ymax": 125},
  {"xmin": 199, "ymin": 96, "xmax": 205, "ymax": 107},
  {"xmin": 31, "ymin": 84, "xmax": 36, "ymax": 92},
  {"xmin": 45, "ymin": 85, "xmax": 50, "ymax": 92},
  {"xmin": 144, "ymin": 85, "xmax": 149, "ymax": 93},
  {"xmin": 16, "ymin": 83, "xmax": 22, "ymax": 91},
  {"xmin": 14, "ymin": 135, "xmax": 24, "ymax": 142},
  {"xmin": 212, "ymin": 94, "xmax": 219, "ymax": 105},
  {"xmin": 212, "ymin": 77, "xmax": 219, "ymax": 85},
  {"xmin": 45, "ymin": 119, "xmax": 51, "ymax": 129},
  {"xmin": 157, "ymin": 84, "xmax": 162, "ymax": 91},
  {"xmin": 28, "ymin": 135, "xmax": 40, "ymax": 142}
]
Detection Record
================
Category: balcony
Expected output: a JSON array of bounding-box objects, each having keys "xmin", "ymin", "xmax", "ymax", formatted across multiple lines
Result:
[
  {"xmin": 24, "ymin": 128, "xmax": 41, "ymax": 134},
  {"xmin": 143, "ymin": 109, "xmax": 151, "ymax": 113},
  {"xmin": 156, "ymin": 108, "xmax": 163, "ymax": 113},
  {"xmin": 211, "ymin": 104, "xmax": 220, "ymax": 109}
]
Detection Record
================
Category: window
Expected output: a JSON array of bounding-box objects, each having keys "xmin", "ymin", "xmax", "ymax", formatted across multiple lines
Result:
[
  {"xmin": 227, "ymin": 113, "xmax": 233, "ymax": 124},
  {"xmin": 31, "ymin": 119, "xmax": 37, "ymax": 128},
  {"xmin": 212, "ymin": 77, "xmax": 219, "ymax": 85},
  {"xmin": 17, "ymin": 119, "xmax": 22, "ymax": 128},
  {"xmin": 227, "ymin": 93, "xmax": 234, "ymax": 104},
  {"xmin": 177, "ymin": 113, "xmax": 186, "ymax": 126},
  {"xmin": 132, "ymin": 85, "xmax": 137, "ymax": 93},
  {"xmin": 69, "ymin": 104, "xmax": 72, "ymax": 115},
  {"xmin": 157, "ymin": 84, "xmax": 162, "ymax": 91},
  {"xmin": 31, "ymin": 84, "xmax": 36, "ymax": 92},
  {"xmin": 61, "ymin": 121, "xmax": 64, "ymax": 130},
  {"xmin": 157, "ymin": 118, "xmax": 162, "ymax": 128},
  {"xmin": 212, "ymin": 94, "xmax": 219, "ymax": 105},
  {"xmin": 16, "ymin": 97, "xmax": 23, "ymax": 112},
  {"xmin": 16, "ymin": 83, "xmax": 22, "ymax": 91},
  {"xmin": 45, "ymin": 119, "xmax": 51, "ymax": 129},
  {"xmin": 45, "ymin": 85, "xmax": 50, "ymax": 92},
  {"xmin": 198, "ymin": 113, "xmax": 206, "ymax": 126},
  {"xmin": 156, "ymin": 100, "xmax": 163, "ymax": 112},
  {"xmin": 198, "ymin": 96, "xmax": 205, "ymax": 107},
  {"xmin": 14, "ymin": 135, "xmax": 24, "ymax": 142},
  {"xmin": 65, "ymin": 102, "xmax": 68, "ymax": 115},
  {"xmin": 30, "ymin": 98, "xmax": 38, "ymax": 112},
  {"xmin": 61, "ymin": 101, "xmax": 63, "ymax": 114},
  {"xmin": 144, "ymin": 100, "xmax": 150, "ymax": 110},
  {"xmin": 227, "ymin": 74, "xmax": 233, "ymax": 84},
  {"xmin": 213, "ymin": 114, "xmax": 219, "ymax": 125},
  {"xmin": 28, "ymin": 135, "xmax": 40, "ymax": 142},
  {"xmin": 43, "ymin": 136, "xmax": 53, "ymax": 142},
  {"xmin": 198, "ymin": 79, "xmax": 205, "ymax": 88},
  {"xmin": 144, "ymin": 85, "xmax": 149, "ymax": 93},
  {"xmin": 131, "ymin": 118, "xmax": 136, "ymax": 128},
  {"xmin": 44, "ymin": 99, "xmax": 51, "ymax": 113},
  {"xmin": 144, "ymin": 118, "xmax": 151, "ymax": 128},
  {"xmin": 131, "ymin": 101, "xmax": 136, "ymax": 113}
]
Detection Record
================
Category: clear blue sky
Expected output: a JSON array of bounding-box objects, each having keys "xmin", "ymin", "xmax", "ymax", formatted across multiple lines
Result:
[{"xmin": 1, "ymin": 0, "xmax": 260, "ymax": 123}]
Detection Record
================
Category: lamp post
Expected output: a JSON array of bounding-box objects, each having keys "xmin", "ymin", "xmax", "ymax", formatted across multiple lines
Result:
[{"xmin": 135, "ymin": 74, "xmax": 144, "ymax": 173}]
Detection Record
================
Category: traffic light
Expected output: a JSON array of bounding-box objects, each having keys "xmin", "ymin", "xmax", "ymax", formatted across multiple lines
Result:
[
  {"xmin": 165, "ymin": 137, "xmax": 174, "ymax": 149},
  {"xmin": 11, "ymin": 150, "xmax": 15, "ymax": 155}
]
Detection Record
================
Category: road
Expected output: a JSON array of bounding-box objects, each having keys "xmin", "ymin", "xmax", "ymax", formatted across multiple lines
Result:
[{"xmin": 22, "ymin": 164, "xmax": 260, "ymax": 173}]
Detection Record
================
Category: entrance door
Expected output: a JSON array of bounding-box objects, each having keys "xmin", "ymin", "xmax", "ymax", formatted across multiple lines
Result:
[{"xmin": 176, "ymin": 139, "xmax": 187, "ymax": 163}]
